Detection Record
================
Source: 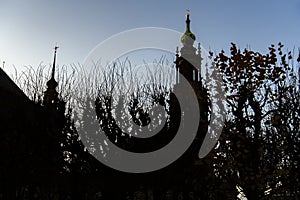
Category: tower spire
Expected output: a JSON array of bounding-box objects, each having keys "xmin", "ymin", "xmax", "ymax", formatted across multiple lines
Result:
[
  {"xmin": 51, "ymin": 45, "xmax": 59, "ymax": 80},
  {"xmin": 181, "ymin": 12, "xmax": 196, "ymax": 47},
  {"xmin": 43, "ymin": 45, "xmax": 59, "ymax": 105},
  {"xmin": 186, "ymin": 12, "xmax": 191, "ymax": 32}
]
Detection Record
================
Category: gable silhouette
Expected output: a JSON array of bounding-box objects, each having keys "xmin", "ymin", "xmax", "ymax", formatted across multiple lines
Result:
[{"xmin": 0, "ymin": 68, "xmax": 28, "ymax": 99}]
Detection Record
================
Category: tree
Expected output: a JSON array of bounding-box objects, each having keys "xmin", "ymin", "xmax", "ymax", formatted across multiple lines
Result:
[
  {"xmin": 211, "ymin": 43, "xmax": 300, "ymax": 199},
  {"xmin": 3, "ymin": 43, "xmax": 299, "ymax": 199}
]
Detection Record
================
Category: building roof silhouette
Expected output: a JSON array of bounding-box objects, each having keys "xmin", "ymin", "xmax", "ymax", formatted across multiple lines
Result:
[{"xmin": 0, "ymin": 68, "xmax": 28, "ymax": 99}]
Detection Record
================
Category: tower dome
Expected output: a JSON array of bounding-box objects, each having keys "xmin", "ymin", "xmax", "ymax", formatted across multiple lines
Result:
[{"xmin": 181, "ymin": 13, "xmax": 196, "ymax": 46}]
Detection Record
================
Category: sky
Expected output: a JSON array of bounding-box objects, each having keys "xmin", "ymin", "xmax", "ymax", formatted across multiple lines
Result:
[{"xmin": 0, "ymin": 0, "xmax": 299, "ymax": 75}]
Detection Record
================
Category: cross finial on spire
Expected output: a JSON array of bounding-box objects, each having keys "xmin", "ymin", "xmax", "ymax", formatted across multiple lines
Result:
[
  {"xmin": 54, "ymin": 45, "xmax": 59, "ymax": 52},
  {"xmin": 186, "ymin": 9, "xmax": 190, "ymax": 15}
]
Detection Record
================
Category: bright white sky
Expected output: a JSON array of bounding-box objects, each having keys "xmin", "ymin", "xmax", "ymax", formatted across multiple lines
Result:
[{"xmin": 0, "ymin": 0, "xmax": 299, "ymax": 75}]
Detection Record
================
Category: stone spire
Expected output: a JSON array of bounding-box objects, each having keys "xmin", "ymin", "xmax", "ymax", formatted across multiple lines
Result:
[{"xmin": 43, "ymin": 46, "xmax": 59, "ymax": 105}]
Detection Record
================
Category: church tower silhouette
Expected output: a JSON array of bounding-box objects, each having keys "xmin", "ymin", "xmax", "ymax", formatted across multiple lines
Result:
[{"xmin": 174, "ymin": 12, "xmax": 209, "ymax": 156}]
